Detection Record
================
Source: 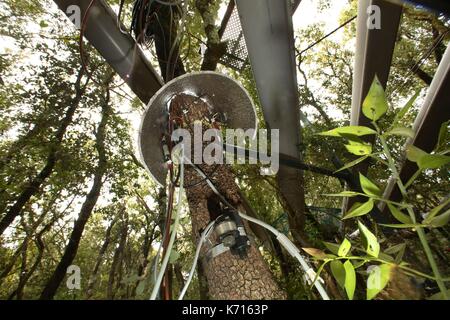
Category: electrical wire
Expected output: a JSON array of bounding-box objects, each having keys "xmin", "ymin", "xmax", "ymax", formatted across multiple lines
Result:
[
  {"xmin": 155, "ymin": 0, "xmax": 183, "ymax": 5},
  {"xmin": 118, "ymin": 0, "xmax": 129, "ymax": 34},
  {"xmin": 388, "ymin": 29, "xmax": 450, "ymax": 99},
  {"xmin": 238, "ymin": 212, "xmax": 330, "ymax": 300},
  {"xmin": 165, "ymin": 0, "xmax": 187, "ymax": 81},
  {"xmin": 182, "ymin": 156, "xmax": 331, "ymax": 300},
  {"xmin": 178, "ymin": 221, "xmax": 215, "ymax": 300},
  {"xmin": 296, "ymin": 15, "xmax": 357, "ymax": 57},
  {"xmin": 149, "ymin": 147, "xmax": 185, "ymax": 300}
]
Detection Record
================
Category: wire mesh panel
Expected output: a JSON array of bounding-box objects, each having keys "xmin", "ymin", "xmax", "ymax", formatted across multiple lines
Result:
[
  {"xmin": 219, "ymin": 7, "xmax": 248, "ymax": 71},
  {"xmin": 219, "ymin": 0, "xmax": 300, "ymax": 71}
]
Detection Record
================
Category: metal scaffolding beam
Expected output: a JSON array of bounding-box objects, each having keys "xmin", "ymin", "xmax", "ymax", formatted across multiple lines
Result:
[
  {"xmin": 344, "ymin": 0, "xmax": 403, "ymax": 217},
  {"xmin": 380, "ymin": 44, "xmax": 450, "ymax": 212},
  {"xmin": 351, "ymin": 0, "xmax": 403, "ymax": 127},
  {"xmin": 235, "ymin": 0, "xmax": 300, "ymax": 158},
  {"xmin": 53, "ymin": 0, "xmax": 163, "ymax": 104}
]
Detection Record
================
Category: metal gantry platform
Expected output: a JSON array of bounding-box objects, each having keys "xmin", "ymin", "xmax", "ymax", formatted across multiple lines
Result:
[
  {"xmin": 53, "ymin": 0, "xmax": 163, "ymax": 104},
  {"xmin": 52, "ymin": 0, "xmax": 449, "ymax": 217},
  {"xmin": 235, "ymin": 0, "xmax": 301, "ymax": 159}
]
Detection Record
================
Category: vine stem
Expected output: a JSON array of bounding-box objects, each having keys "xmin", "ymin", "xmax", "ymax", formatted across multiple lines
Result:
[
  {"xmin": 326, "ymin": 256, "xmax": 441, "ymax": 281},
  {"xmin": 374, "ymin": 122, "xmax": 448, "ymax": 299},
  {"xmin": 405, "ymin": 169, "xmax": 422, "ymax": 189}
]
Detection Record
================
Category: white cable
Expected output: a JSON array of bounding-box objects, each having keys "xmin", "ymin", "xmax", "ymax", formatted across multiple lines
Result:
[
  {"xmin": 178, "ymin": 221, "xmax": 215, "ymax": 300},
  {"xmin": 238, "ymin": 212, "xmax": 330, "ymax": 300},
  {"xmin": 149, "ymin": 148, "xmax": 185, "ymax": 300},
  {"xmin": 183, "ymin": 156, "xmax": 330, "ymax": 300}
]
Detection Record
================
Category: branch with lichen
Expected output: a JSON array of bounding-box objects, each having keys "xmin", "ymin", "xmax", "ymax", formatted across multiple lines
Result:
[{"xmin": 195, "ymin": 0, "xmax": 228, "ymax": 71}]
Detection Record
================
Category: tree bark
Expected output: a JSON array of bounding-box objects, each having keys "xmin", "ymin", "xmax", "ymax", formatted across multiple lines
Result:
[
  {"xmin": 170, "ymin": 94, "xmax": 286, "ymax": 300},
  {"xmin": 277, "ymin": 166, "xmax": 309, "ymax": 247},
  {"xmin": 195, "ymin": 0, "xmax": 228, "ymax": 71},
  {"xmin": 39, "ymin": 82, "xmax": 110, "ymax": 300},
  {"xmin": 85, "ymin": 218, "xmax": 117, "ymax": 299},
  {"xmin": 107, "ymin": 209, "xmax": 128, "ymax": 300},
  {"xmin": 0, "ymin": 67, "xmax": 88, "ymax": 236}
]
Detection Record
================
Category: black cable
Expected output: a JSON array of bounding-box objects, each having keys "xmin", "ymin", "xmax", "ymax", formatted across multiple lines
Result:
[
  {"xmin": 222, "ymin": 143, "xmax": 353, "ymax": 183},
  {"xmin": 296, "ymin": 15, "xmax": 357, "ymax": 57},
  {"xmin": 117, "ymin": 0, "xmax": 128, "ymax": 34}
]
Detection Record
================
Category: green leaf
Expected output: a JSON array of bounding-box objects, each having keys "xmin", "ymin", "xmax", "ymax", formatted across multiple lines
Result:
[
  {"xmin": 136, "ymin": 280, "xmax": 146, "ymax": 296},
  {"xmin": 436, "ymin": 120, "xmax": 449, "ymax": 151},
  {"xmin": 406, "ymin": 145, "xmax": 450, "ymax": 169},
  {"xmin": 385, "ymin": 243, "xmax": 406, "ymax": 264},
  {"xmin": 358, "ymin": 221, "xmax": 380, "ymax": 258},
  {"xmin": 366, "ymin": 264, "xmax": 392, "ymax": 300},
  {"xmin": 352, "ymin": 260, "xmax": 367, "ymax": 269},
  {"xmin": 379, "ymin": 223, "xmax": 423, "ymax": 229},
  {"xmin": 302, "ymin": 248, "xmax": 327, "ymax": 260},
  {"xmin": 417, "ymin": 154, "xmax": 450, "ymax": 169},
  {"xmin": 359, "ymin": 173, "xmax": 381, "ymax": 197},
  {"xmin": 323, "ymin": 242, "xmax": 340, "ymax": 255},
  {"xmin": 334, "ymin": 155, "xmax": 368, "ymax": 173},
  {"xmin": 427, "ymin": 289, "xmax": 450, "ymax": 300},
  {"xmin": 384, "ymin": 243, "xmax": 406, "ymax": 255},
  {"xmin": 424, "ymin": 198, "xmax": 450, "ymax": 222},
  {"xmin": 345, "ymin": 135, "xmax": 368, "ymax": 145},
  {"xmin": 338, "ymin": 238, "xmax": 352, "ymax": 257},
  {"xmin": 385, "ymin": 127, "xmax": 415, "ymax": 139},
  {"xmin": 427, "ymin": 209, "xmax": 450, "ymax": 228},
  {"xmin": 393, "ymin": 90, "xmax": 419, "ymax": 125},
  {"xmin": 324, "ymin": 191, "xmax": 360, "ymax": 197},
  {"xmin": 406, "ymin": 145, "xmax": 427, "ymax": 162},
  {"xmin": 319, "ymin": 126, "xmax": 377, "ymax": 137},
  {"xmin": 344, "ymin": 260, "xmax": 356, "ymax": 300},
  {"xmin": 169, "ymin": 251, "xmax": 180, "ymax": 263},
  {"xmin": 311, "ymin": 261, "xmax": 329, "ymax": 287},
  {"xmin": 343, "ymin": 199, "xmax": 374, "ymax": 219},
  {"xmin": 387, "ymin": 204, "xmax": 413, "ymax": 224},
  {"xmin": 39, "ymin": 20, "xmax": 48, "ymax": 28},
  {"xmin": 330, "ymin": 260, "xmax": 346, "ymax": 289},
  {"xmin": 378, "ymin": 252, "xmax": 395, "ymax": 263},
  {"xmin": 362, "ymin": 75, "xmax": 389, "ymax": 121},
  {"xmin": 345, "ymin": 143, "xmax": 372, "ymax": 156}
]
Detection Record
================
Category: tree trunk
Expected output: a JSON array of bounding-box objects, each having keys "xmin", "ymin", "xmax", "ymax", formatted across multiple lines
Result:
[
  {"xmin": 197, "ymin": 262, "xmax": 209, "ymax": 299},
  {"xmin": 170, "ymin": 94, "xmax": 286, "ymax": 300},
  {"xmin": 0, "ymin": 192, "xmax": 61, "ymax": 285},
  {"xmin": 195, "ymin": 0, "xmax": 228, "ymax": 71},
  {"xmin": 0, "ymin": 67, "xmax": 88, "ymax": 236},
  {"xmin": 39, "ymin": 83, "xmax": 110, "ymax": 300},
  {"xmin": 85, "ymin": 218, "xmax": 117, "ymax": 299},
  {"xmin": 8, "ymin": 218, "xmax": 55, "ymax": 300},
  {"xmin": 107, "ymin": 209, "xmax": 128, "ymax": 300},
  {"xmin": 277, "ymin": 166, "xmax": 309, "ymax": 247}
]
